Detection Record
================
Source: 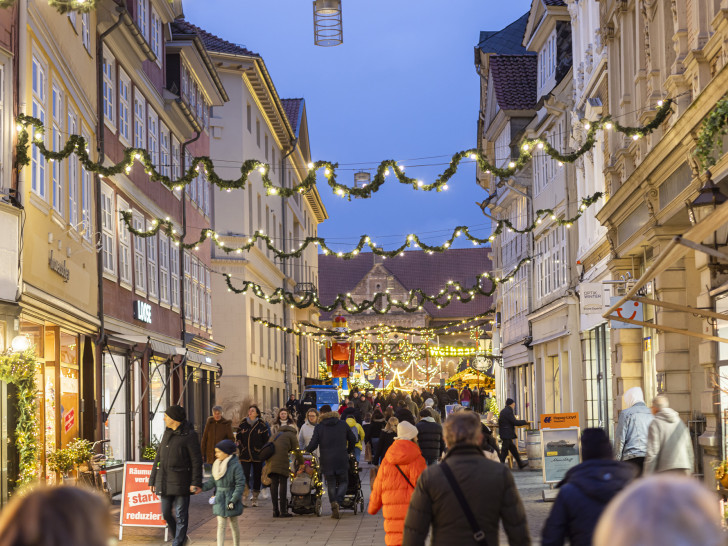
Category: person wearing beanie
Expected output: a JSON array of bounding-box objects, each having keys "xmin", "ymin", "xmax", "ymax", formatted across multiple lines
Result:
[
  {"xmin": 498, "ymin": 398, "xmax": 529, "ymax": 469},
  {"xmin": 149, "ymin": 405, "xmax": 203, "ymax": 546},
  {"xmin": 202, "ymin": 439, "xmax": 245, "ymax": 546},
  {"xmin": 369, "ymin": 418, "xmax": 426, "ymax": 545},
  {"xmin": 422, "ymin": 398, "xmax": 442, "ymax": 424},
  {"xmin": 541, "ymin": 428, "xmax": 637, "ymax": 546}
]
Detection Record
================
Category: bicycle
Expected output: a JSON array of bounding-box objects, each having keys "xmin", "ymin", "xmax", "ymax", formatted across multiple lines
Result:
[{"xmin": 78, "ymin": 439, "xmax": 111, "ymax": 500}]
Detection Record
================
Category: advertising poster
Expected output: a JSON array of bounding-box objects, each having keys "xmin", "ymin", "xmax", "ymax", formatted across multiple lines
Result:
[
  {"xmin": 445, "ymin": 404, "xmax": 456, "ymax": 417},
  {"xmin": 541, "ymin": 427, "xmax": 580, "ymax": 483},
  {"xmin": 119, "ymin": 462, "xmax": 166, "ymax": 540}
]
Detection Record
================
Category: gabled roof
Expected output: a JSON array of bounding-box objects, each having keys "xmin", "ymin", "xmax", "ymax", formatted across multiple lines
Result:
[
  {"xmin": 175, "ymin": 20, "xmax": 260, "ymax": 58},
  {"xmin": 477, "ymin": 13, "xmax": 533, "ymax": 55},
  {"xmin": 281, "ymin": 98, "xmax": 304, "ymax": 135},
  {"xmin": 490, "ymin": 55, "xmax": 538, "ymax": 110},
  {"xmin": 318, "ymin": 249, "xmax": 493, "ymax": 320}
]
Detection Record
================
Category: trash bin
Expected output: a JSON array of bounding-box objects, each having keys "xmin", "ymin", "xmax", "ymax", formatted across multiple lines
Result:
[{"xmin": 526, "ymin": 429, "xmax": 542, "ymax": 470}]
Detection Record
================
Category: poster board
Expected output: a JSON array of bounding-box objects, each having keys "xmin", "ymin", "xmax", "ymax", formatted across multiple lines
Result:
[
  {"xmin": 118, "ymin": 462, "xmax": 167, "ymax": 541},
  {"xmin": 541, "ymin": 427, "xmax": 580, "ymax": 484}
]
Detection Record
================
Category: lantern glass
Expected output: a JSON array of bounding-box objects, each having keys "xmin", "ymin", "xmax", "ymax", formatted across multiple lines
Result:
[{"xmin": 314, "ymin": 0, "xmax": 341, "ymax": 15}]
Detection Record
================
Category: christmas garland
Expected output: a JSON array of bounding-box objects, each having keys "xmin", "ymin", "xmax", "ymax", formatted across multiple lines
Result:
[
  {"xmin": 0, "ymin": 350, "xmax": 40, "ymax": 489},
  {"xmin": 15, "ymin": 99, "xmax": 670, "ymax": 201},
  {"xmin": 0, "ymin": 0, "xmax": 97, "ymax": 12},
  {"xmin": 694, "ymin": 92, "xmax": 728, "ymax": 170},
  {"xmin": 225, "ymin": 256, "xmax": 529, "ymax": 314},
  {"xmin": 118, "ymin": 192, "xmax": 603, "ymax": 259}
]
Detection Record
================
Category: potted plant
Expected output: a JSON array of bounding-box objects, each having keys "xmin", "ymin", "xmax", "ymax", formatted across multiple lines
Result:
[
  {"xmin": 141, "ymin": 437, "xmax": 160, "ymax": 462},
  {"xmin": 47, "ymin": 447, "xmax": 75, "ymax": 483},
  {"xmin": 713, "ymin": 460, "xmax": 728, "ymax": 489},
  {"xmin": 67, "ymin": 438, "xmax": 94, "ymax": 472}
]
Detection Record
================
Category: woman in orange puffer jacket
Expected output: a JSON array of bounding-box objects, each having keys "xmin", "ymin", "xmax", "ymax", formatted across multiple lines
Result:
[{"xmin": 368, "ymin": 420, "xmax": 426, "ymax": 546}]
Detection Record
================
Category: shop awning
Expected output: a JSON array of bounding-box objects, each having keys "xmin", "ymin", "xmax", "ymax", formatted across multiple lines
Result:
[{"xmin": 603, "ymin": 199, "xmax": 728, "ymax": 342}]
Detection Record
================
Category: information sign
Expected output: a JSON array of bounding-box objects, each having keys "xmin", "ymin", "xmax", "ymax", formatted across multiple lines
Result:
[
  {"xmin": 119, "ymin": 462, "xmax": 167, "ymax": 540},
  {"xmin": 541, "ymin": 427, "xmax": 580, "ymax": 484}
]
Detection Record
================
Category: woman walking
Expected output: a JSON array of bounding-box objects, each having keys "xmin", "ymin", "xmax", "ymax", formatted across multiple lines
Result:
[
  {"xmin": 267, "ymin": 423, "xmax": 302, "ymax": 517},
  {"xmin": 373, "ymin": 417, "xmax": 399, "ymax": 466},
  {"xmin": 271, "ymin": 408, "xmax": 297, "ymax": 436},
  {"xmin": 368, "ymin": 409, "xmax": 386, "ymax": 464},
  {"xmin": 202, "ymin": 440, "xmax": 245, "ymax": 546},
  {"xmin": 298, "ymin": 408, "xmax": 319, "ymax": 457},
  {"xmin": 369, "ymin": 421, "xmax": 426, "ymax": 546},
  {"xmin": 236, "ymin": 405, "xmax": 270, "ymax": 507}
]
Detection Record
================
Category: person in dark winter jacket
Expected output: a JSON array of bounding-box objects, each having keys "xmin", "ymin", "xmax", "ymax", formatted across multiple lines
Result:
[
  {"xmin": 149, "ymin": 405, "xmax": 203, "ymax": 546},
  {"xmin": 201, "ymin": 406, "xmax": 234, "ymax": 466},
  {"xmin": 268, "ymin": 424, "xmax": 303, "ymax": 518},
  {"xmin": 368, "ymin": 409, "xmax": 386, "ymax": 461},
  {"xmin": 498, "ymin": 398, "xmax": 529, "ymax": 468},
  {"xmin": 305, "ymin": 405, "xmax": 356, "ymax": 519},
  {"xmin": 395, "ymin": 405, "xmax": 416, "ymax": 426},
  {"xmin": 481, "ymin": 421, "xmax": 500, "ymax": 459},
  {"xmin": 235, "ymin": 405, "xmax": 270, "ymax": 507},
  {"xmin": 201, "ymin": 439, "xmax": 245, "ymax": 546},
  {"xmin": 416, "ymin": 409, "xmax": 445, "ymax": 465},
  {"xmin": 403, "ymin": 411, "xmax": 529, "ymax": 546},
  {"xmin": 374, "ymin": 417, "xmax": 399, "ymax": 466},
  {"xmin": 541, "ymin": 428, "xmax": 637, "ymax": 546}
]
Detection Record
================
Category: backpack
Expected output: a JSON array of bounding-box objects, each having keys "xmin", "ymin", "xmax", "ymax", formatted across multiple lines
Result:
[
  {"xmin": 350, "ymin": 424, "xmax": 360, "ymax": 443},
  {"xmin": 258, "ymin": 433, "xmax": 281, "ymax": 461}
]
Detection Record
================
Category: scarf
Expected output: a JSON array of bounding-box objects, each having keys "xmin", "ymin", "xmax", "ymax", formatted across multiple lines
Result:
[
  {"xmin": 246, "ymin": 417, "xmax": 258, "ymax": 427},
  {"xmin": 212, "ymin": 454, "xmax": 234, "ymax": 481}
]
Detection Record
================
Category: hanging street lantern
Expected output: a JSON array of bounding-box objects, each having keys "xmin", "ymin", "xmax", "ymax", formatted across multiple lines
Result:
[
  {"xmin": 313, "ymin": 0, "xmax": 343, "ymax": 47},
  {"xmin": 686, "ymin": 170, "xmax": 728, "ymax": 274}
]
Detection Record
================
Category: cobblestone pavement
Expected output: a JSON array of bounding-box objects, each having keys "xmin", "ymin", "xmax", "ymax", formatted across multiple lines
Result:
[{"xmin": 115, "ymin": 463, "xmax": 553, "ymax": 545}]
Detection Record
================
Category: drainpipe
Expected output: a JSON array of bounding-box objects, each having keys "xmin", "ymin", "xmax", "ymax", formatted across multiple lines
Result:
[{"xmin": 280, "ymin": 137, "xmax": 298, "ymax": 395}]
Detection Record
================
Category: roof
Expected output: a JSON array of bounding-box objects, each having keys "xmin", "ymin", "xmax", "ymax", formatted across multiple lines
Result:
[
  {"xmin": 318, "ymin": 248, "xmax": 493, "ymax": 320},
  {"xmin": 489, "ymin": 55, "xmax": 538, "ymax": 110},
  {"xmin": 543, "ymin": 0, "xmax": 566, "ymax": 5},
  {"xmin": 477, "ymin": 13, "xmax": 533, "ymax": 55},
  {"xmin": 281, "ymin": 98, "xmax": 304, "ymax": 134},
  {"xmin": 174, "ymin": 19, "xmax": 260, "ymax": 58}
]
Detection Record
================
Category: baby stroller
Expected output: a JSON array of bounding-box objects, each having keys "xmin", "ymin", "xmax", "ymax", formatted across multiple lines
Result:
[
  {"xmin": 289, "ymin": 452, "xmax": 324, "ymax": 516},
  {"xmin": 339, "ymin": 453, "xmax": 364, "ymax": 514}
]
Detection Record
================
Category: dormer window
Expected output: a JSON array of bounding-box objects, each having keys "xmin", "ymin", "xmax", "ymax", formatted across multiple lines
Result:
[{"xmin": 539, "ymin": 33, "xmax": 556, "ymax": 88}]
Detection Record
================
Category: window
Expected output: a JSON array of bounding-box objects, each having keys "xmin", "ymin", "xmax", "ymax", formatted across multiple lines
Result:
[
  {"xmin": 101, "ymin": 184, "xmax": 115, "ymax": 274},
  {"xmin": 170, "ymin": 242, "xmax": 180, "ymax": 309},
  {"xmin": 190, "ymin": 82, "xmax": 197, "ymax": 119},
  {"xmin": 159, "ymin": 123, "xmax": 170, "ymax": 178},
  {"xmin": 118, "ymin": 69, "xmax": 130, "ymax": 142},
  {"xmin": 181, "ymin": 66, "xmax": 188, "ymax": 101},
  {"xmin": 202, "ymin": 172, "xmax": 210, "ymax": 217},
  {"xmin": 134, "ymin": 91, "xmax": 145, "ymax": 149},
  {"xmin": 147, "ymin": 220, "xmax": 158, "ymax": 298},
  {"xmin": 137, "ymin": 0, "xmax": 149, "ymax": 41},
  {"xmin": 247, "ymin": 103, "xmax": 251, "ymax": 132},
  {"xmin": 205, "ymin": 269, "xmax": 212, "ymax": 328},
  {"xmin": 159, "ymin": 234, "xmax": 170, "ymax": 304},
  {"xmin": 200, "ymin": 269, "xmax": 206, "ymax": 328},
  {"xmin": 191, "ymin": 259, "xmax": 199, "ymax": 323},
  {"xmin": 81, "ymin": 131, "xmax": 92, "ymax": 240},
  {"xmin": 148, "ymin": 109, "xmax": 158, "ymax": 169},
  {"xmin": 184, "ymin": 252, "xmax": 191, "ymax": 319},
  {"xmin": 539, "ymin": 33, "xmax": 556, "ymax": 88},
  {"xmin": 272, "ymin": 147, "xmax": 276, "ymax": 172},
  {"xmin": 149, "ymin": 360, "xmax": 168, "ymax": 443},
  {"xmin": 256, "ymin": 119, "xmax": 260, "ymax": 147},
  {"xmin": 264, "ymin": 135, "xmax": 269, "ymax": 160},
  {"xmin": 103, "ymin": 353, "xmax": 127, "ymax": 465},
  {"xmin": 117, "ymin": 197, "xmax": 131, "ymax": 285},
  {"xmin": 67, "ymin": 111, "xmax": 78, "ymax": 227},
  {"xmin": 133, "ymin": 212, "xmax": 147, "ymax": 292},
  {"xmin": 52, "ymin": 86, "xmax": 63, "ymax": 215},
  {"xmin": 203, "ymin": 100, "xmax": 209, "ymax": 130},
  {"xmin": 196, "ymin": 90, "xmax": 203, "ymax": 121},
  {"xmin": 172, "ymin": 136, "xmax": 180, "ymax": 181},
  {"xmin": 102, "ymin": 52, "xmax": 115, "ymax": 125},
  {"xmin": 81, "ymin": 13, "xmax": 90, "ymax": 51},
  {"xmin": 31, "ymin": 56, "xmax": 46, "ymax": 200},
  {"xmin": 535, "ymin": 225, "xmax": 567, "ymax": 301},
  {"xmin": 150, "ymin": 9, "xmax": 161, "ymax": 60}
]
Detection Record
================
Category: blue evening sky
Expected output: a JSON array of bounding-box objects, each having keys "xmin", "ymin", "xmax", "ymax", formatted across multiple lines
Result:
[{"xmin": 184, "ymin": 1, "xmax": 528, "ymax": 252}]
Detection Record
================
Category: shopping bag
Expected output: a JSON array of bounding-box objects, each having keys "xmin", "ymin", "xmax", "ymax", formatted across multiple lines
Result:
[
  {"xmin": 261, "ymin": 464, "xmax": 272, "ymax": 486},
  {"xmin": 369, "ymin": 466, "xmax": 378, "ymax": 485},
  {"xmin": 364, "ymin": 443, "xmax": 372, "ymax": 463}
]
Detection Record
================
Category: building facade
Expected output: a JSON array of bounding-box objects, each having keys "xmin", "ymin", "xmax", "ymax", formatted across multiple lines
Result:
[{"xmin": 202, "ymin": 30, "xmax": 326, "ymax": 419}]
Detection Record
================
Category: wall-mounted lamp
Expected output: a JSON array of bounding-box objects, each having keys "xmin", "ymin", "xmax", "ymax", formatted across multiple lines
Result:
[
  {"xmin": 686, "ymin": 170, "xmax": 728, "ymax": 274},
  {"xmin": 10, "ymin": 335, "xmax": 30, "ymax": 353},
  {"xmin": 576, "ymin": 260, "xmax": 584, "ymax": 281},
  {"xmin": 313, "ymin": 0, "xmax": 343, "ymax": 47}
]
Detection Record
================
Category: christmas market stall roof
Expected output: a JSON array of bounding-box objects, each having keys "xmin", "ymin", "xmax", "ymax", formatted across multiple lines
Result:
[
  {"xmin": 445, "ymin": 367, "xmax": 495, "ymax": 391},
  {"xmin": 317, "ymin": 248, "xmax": 493, "ymax": 321}
]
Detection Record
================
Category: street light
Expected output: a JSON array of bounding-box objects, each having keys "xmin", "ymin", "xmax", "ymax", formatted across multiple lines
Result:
[
  {"xmin": 313, "ymin": 0, "xmax": 343, "ymax": 47},
  {"xmin": 686, "ymin": 170, "xmax": 728, "ymax": 274}
]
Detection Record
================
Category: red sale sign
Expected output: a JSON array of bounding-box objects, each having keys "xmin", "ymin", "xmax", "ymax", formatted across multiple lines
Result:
[{"xmin": 119, "ymin": 462, "xmax": 166, "ymax": 541}]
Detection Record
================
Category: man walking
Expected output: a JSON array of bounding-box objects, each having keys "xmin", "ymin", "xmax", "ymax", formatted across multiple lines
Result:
[
  {"xmin": 200, "ymin": 405, "xmax": 234, "ymax": 470},
  {"xmin": 644, "ymin": 394, "xmax": 694, "ymax": 475},
  {"xmin": 613, "ymin": 386, "xmax": 654, "ymax": 475},
  {"xmin": 306, "ymin": 404, "xmax": 356, "ymax": 519},
  {"xmin": 498, "ymin": 398, "xmax": 528, "ymax": 469},
  {"xmin": 149, "ymin": 405, "xmax": 202, "ymax": 546}
]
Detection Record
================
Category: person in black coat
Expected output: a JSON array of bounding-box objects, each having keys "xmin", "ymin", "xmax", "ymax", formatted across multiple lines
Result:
[
  {"xmin": 149, "ymin": 405, "xmax": 202, "ymax": 546},
  {"xmin": 498, "ymin": 398, "xmax": 529, "ymax": 468},
  {"xmin": 416, "ymin": 409, "xmax": 445, "ymax": 465},
  {"xmin": 235, "ymin": 405, "xmax": 270, "ymax": 506},
  {"xmin": 373, "ymin": 417, "xmax": 398, "ymax": 466},
  {"xmin": 305, "ymin": 405, "xmax": 356, "ymax": 519},
  {"xmin": 541, "ymin": 428, "xmax": 637, "ymax": 546}
]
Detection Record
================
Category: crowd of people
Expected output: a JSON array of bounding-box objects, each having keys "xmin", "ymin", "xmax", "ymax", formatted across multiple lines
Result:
[{"xmin": 0, "ymin": 386, "xmax": 723, "ymax": 546}]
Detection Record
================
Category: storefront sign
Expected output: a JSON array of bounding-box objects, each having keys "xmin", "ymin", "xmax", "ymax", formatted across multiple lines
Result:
[
  {"xmin": 609, "ymin": 297, "xmax": 643, "ymax": 329},
  {"xmin": 541, "ymin": 427, "xmax": 580, "ymax": 483},
  {"xmin": 133, "ymin": 301, "xmax": 152, "ymax": 324},
  {"xmin": 48, "ymin": 250, "xmax": 70, "ymax": 282},
  {"xmin": 429, "ymin": 346, "xmax": 481, "ymax": 357},
  {"xmin": 119, "ymin": 462, "xmax": 166, "ymax": 540},
  {"xmin": 580, "ymin": 283, "xmax": 603, "ymax": 315},
  {"xmin": 540, "ymin": 412, "xmax": 579, "ymax": 429}
]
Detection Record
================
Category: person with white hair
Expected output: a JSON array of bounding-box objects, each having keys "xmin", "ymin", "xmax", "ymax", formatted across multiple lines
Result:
[
  {"xmin": 643, "ymin": 394, "xmax": 694, "ymax": 475},
  {"xmin": 614, "ymin": 386, "xmax": 654, "ymax": 475},
  {"xmin": 593, "ymin": 475, "xmax": 724, "ymax": 546}
]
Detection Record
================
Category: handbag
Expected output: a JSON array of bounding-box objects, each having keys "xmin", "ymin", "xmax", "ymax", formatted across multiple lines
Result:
[
  {"xmin": 258, "ymin": 433, "xmax": 282, "ymax": 462},
  {"xmin": 483, "ymin": 449, "xmax": 500, "ymax": 462},
  {"xmin": 261, "ymin": 463, "xmax": 272, "ymax": 486},
  {"xmin": 440, "ymin": 461, "xmax": 488, "ymax": 544},
  {"xmin": 369, "ymin": 466, "xmax": 378, "ymax": 485},
  {"xmin": 364, "ymin": 443, "xmax": 372, "ymax": 463}
]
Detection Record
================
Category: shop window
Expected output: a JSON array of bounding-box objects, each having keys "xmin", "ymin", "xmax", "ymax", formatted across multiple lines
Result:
[
  {"xmin": 102, "ymin": 352, "xmax": 127, "ymax": 465},
  {"xmin": 149, "ymin": 360, "xmax": 168, "ymax": 443}
]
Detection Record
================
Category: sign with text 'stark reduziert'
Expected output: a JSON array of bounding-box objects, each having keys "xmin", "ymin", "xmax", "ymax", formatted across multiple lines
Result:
[{"xmin": 119, "ymin": 462, "xmax": 166, "ymax": 540}]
